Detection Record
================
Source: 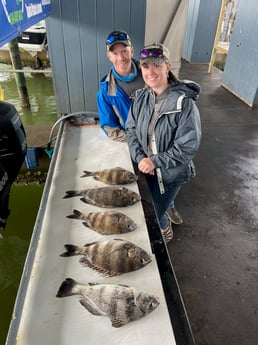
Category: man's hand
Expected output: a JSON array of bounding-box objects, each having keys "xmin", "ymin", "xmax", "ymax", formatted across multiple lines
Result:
[{"xmin": 105, "ymin": 126, "xmax": 127, "ymax": 142}]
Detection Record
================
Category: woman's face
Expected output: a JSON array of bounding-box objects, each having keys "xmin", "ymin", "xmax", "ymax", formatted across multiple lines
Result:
[{"xmin": 141, "ymin": 61, "xmax": 171, "ymax": 94}]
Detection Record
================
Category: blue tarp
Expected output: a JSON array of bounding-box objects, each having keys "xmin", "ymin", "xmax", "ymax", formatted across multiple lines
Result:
[{"xmin": 0, "ymin": 0, "xmax": 51, "ymax": 47}]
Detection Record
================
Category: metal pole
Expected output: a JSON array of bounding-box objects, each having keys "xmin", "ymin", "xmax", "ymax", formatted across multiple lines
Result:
[{"xmin": 8, "ymin": 38, "xmax": 30, "ymax": 107}]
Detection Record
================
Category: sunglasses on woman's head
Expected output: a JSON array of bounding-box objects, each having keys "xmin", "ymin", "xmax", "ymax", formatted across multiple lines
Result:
[{"xmin": 140, "ymin": 48, "xmax": 164, "ymax": 59}]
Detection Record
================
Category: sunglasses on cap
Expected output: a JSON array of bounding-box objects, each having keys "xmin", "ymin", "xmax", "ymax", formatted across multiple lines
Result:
[
  {"xmin": 140, "ymin": 47, "xmax": 164, "ymax": 59},
  {"xmin": 106, "ymin": 32, "xmax": 130, "ymax": 45}
]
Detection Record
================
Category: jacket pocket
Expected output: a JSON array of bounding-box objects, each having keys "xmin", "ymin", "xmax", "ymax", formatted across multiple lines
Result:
[{"xmin": 161, "ymin": 161, "xmax": 196, "ymax": 186}]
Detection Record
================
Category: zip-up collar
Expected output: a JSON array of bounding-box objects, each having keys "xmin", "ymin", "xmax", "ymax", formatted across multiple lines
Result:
[
  {"xmin": 148, "ymin": 86, "xmax": 190, "ymax": 194},
  {"xmin": 103, "ymin": 59, "xmax": 142, "ymax": 96}
]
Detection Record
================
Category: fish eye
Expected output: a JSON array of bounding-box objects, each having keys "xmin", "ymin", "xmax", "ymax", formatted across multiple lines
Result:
[{"xmin": 149, "ymin": 299, "xmax": 158, "ymax": 308}]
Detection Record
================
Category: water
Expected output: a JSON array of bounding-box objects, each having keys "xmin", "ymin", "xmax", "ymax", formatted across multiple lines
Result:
[
  {"xmin": 0, "ymin": 184, "xmax": 44, "ymax": 345},
  {"xmin": 0, "ymin": 63, "xmax": 57, "ymax": 125},
  {"xmin": 0, "ymin": 63, "xmax": 57, "ymax": 345}
]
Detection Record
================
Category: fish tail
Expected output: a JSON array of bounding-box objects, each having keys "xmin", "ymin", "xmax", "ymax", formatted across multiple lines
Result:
[
  {"xmin": 66, "ymin": 209, "xmax": 83, "ymax": 219},
  {"xmin": 60, "ymin": 244, "xmax": 80, "ymax": 257},
  {"xmin": 63, "ymin": 190, "xmax": 83, "ymax": 198},
  {"xmin": 56, "ymin": 278, "xmax": 77, "ymax": 297},
  {"xmin": 80, "ymin": 170, "xmax": 94, "ymax": 178}
]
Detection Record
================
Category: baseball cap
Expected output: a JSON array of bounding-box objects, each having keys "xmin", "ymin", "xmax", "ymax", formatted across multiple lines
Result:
[
  {"xmin": 106, "ymin": 30, "xmax": 132, "ymax": 51},
  {"xmin": 140, "ymin": 43, "xmax": 170, "ymax": 65}
]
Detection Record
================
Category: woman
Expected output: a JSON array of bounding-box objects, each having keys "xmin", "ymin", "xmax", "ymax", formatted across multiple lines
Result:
[{"xmin": 126, "ymin": 43, "xmax": 201, "ymax": 243}]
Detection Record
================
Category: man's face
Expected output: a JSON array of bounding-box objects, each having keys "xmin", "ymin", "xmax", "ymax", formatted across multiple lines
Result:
[{"xmin": 107, "ymin": 43, "xmax": 134, "ymax": 76}]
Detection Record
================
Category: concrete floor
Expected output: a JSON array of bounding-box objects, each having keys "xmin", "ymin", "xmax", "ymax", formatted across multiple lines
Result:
[{"xmin": 167, "ymin": 61, "xmax": 258, "ymax": 345}]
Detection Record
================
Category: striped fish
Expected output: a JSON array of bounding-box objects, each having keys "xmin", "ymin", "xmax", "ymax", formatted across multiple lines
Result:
[
  {"xmin": 63, "ymin": 186, "xmax": 141, "ymax": 208},
  {"xmin": 66, "ymin": 209, "xmax": 137, "ymax": 234},
  {"xmin": 81, "ymin": 167, "xmax": 138, "ymax": 185},
  {"xmin": 60, "ymin": 239, "xmax": 152, "ymax": 277},
  {"xmin": 56, "ymin": 278, "xmax": 160, "ymax": 328}
]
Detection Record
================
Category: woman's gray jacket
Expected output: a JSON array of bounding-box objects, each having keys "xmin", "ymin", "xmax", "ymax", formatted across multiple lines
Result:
[{"xmin": 125, "ymin": 79, "xmax": 202, "ymax": 193}]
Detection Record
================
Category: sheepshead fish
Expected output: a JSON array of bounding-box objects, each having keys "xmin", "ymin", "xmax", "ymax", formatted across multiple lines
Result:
[
  {"xmin": 66, "ymin": 209, "xmax": 137, "ymax": 234},
  {"xmin": 60, "ymin": 239, "xmax": 152, "ymax": 277},
  {"xmin": 81, "ymin": 167, "xmax": 138, "ymax": 185},
  {"xmin": 63, "ymin": 186, "xmax": 140, "ymax": 208},
  {"xmin": 56, "ymin": 278, "xmax": 160, "ymax": 328}
]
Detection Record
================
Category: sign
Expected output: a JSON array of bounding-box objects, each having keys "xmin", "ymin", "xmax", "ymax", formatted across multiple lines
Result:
[{"xmin": 0, "ymin": 0, "xmax": 51, "ymax": 47}]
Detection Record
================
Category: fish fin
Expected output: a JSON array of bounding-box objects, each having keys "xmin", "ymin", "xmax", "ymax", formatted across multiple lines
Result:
[
  {"xmin": 117, "ymin": 283, "xmax": 130, "ymax": 288},
  {"xmin": 63, "ymin": 190, "xmax": 82, "ymax": 198},
  {"xmin": 80, "ymin": 197, "xmax": 88, "ymax": 204},
  {"xmin": 101, "ymin": 239, "xmax": 125, "ymax": 257},
  {"xmin": 80, "ymin": 170, "xmax": 94, "ymax": 178},
  {"xmin": 82, "ymin": 221, "xmax": 90, "ymax": 229},
  {"xmin": 60, "ymin": 244, "xmax": 79, "ymax": 257},
  {"xmin": 56, "ymin": 278, "xmax": 76, "ymax": 297},
  {"xmin": 79, "ymin": 257, "xmax": 120, "ymax": 277},
  {"xmin": 79, "ymin": 298, "xmax": 105, "ymax": 316},
  {"xmin": 83, "ymin": 241, "xmax": 98, "ymax": 247},
  {"xmin": 111, "ymin": 318, "xmax": 127, "ymax": 328},
  {"xmin": 80, "ymin": 196, "xmax": 96, "ymax": 205},
  {"xmin": 66, "ymin": 209, "xmax": 83, "ymax": 219}
]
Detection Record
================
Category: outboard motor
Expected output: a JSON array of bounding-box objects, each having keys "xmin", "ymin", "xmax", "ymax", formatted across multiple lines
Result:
[{"xmin": 0, "ymin": 101, "xmax": 27, "ymax": 235}]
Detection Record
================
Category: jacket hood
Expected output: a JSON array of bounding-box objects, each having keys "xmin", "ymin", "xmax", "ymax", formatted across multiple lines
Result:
[{"xmin": 169, "ymin": 75, "xmax": 201, "ymax": 101}]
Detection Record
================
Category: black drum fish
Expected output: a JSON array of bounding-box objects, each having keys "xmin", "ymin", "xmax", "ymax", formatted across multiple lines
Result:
[
  {"xmin": 60, "ymin": 239, "xmax": 152, "ymax": 277},
  {"xmin": 56, "ymin": 278, "xmax": 160, "ymax": 328},
  {"xmin": 81, "ymin": 167, "xmax": 138, "ymax": 185},
  {"xmin": 66, "ymin": 209, "xmax": 137, "ymax": 234},
  {"xmin": 63, "ymin": 186, "xmax": 141, "ymax": 208}
]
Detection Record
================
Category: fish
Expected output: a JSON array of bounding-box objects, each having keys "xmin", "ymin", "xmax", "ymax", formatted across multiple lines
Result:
[
  {"xmin": 81, "ymin": 167, "xmax": 138, "ymax": 185},
  {"xmin": 56, "ymin": 278, "xmax": 160, "ymax": 328},
  {"xmin": 63, "ymin": 186, "xmax": 141, "ymax": 208},
  {"xmin": 60, "ymin": 239, "xmax": 152, "ymax": 277},
  {"xmin": 66, "ymin": 209, "xmax": 137, "ymax": 234}
]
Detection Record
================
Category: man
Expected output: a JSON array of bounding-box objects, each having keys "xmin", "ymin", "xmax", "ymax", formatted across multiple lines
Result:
[
  {"xmin": 0, "ymin": 101, "xmax": 27, "ymax": 238},
  {"xmin": 97, "ymin": 30, "xmax": 144, "ymax": 141}
]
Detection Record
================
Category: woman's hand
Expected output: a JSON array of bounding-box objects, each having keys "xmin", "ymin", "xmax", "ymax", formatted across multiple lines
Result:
[{"xmin": 138, "ymin": 158, "xmax": 155, "ymax": 175}]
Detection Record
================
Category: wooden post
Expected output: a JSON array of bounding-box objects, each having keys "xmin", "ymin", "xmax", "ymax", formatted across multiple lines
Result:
[
  {"xmin": 208, "ymin": 0, "xmax": 228, "ymax": 73},
  {"xmin": 0, "ymin": 84, "xmax": 3, "ymax": 100},
  {"xmin": 8, "ymin": 38, "xmax": 30, "ymax": 107}
]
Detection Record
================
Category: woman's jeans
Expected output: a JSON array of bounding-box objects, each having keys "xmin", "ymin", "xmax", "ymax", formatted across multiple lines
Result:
[{"xmin": 146, "ymin": 174, "xmax": 181, "ymax": 229}]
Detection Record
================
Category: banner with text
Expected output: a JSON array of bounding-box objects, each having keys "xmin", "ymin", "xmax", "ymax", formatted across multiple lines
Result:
[{"xmin": 0, "ymin": 0, "xmax": 51, "ymax": 47}]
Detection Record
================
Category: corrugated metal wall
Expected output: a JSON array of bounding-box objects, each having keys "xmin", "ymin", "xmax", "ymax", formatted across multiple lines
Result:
[
  {"xmin": 182, "ymin": 0, "xmax": 221, "ymax": 63},
  {"xmin": 46, "ymin": 0, "xmax": 146, "ymax": 115},
  {"xmin": 183, "ymin": 0, "xmax": 258, "ymax": 107},
  {"xmin": 222, "ymin": 0, "xmax": 258, "ymax": 106}
]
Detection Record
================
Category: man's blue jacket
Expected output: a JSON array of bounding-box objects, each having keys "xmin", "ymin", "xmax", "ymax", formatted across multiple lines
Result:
[{"xmin": 97, "ymin": 60, "xmax": 142, "ymax": 141}]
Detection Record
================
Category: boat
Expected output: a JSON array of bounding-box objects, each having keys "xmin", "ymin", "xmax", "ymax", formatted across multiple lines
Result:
[
  {"xmin": 0, "ymin": 21, "xmax": 48, "ymax": 65},
  {"xmin": 0, "ymin": 20, "xmax": 47, "ymax": 54}
]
